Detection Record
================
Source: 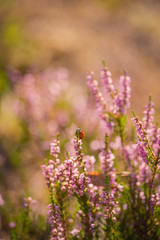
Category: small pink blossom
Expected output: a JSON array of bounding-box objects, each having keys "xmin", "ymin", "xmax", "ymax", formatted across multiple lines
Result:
[
  {"xmin": 0, "ymin": 194, "xmax": 4, "ymax": 206},
  {"xmin": 9, "ymin": 222, "xmax": 16, "ymax": 228}
]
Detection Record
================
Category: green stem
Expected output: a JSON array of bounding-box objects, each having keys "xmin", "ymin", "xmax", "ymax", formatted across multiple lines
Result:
[
  {"xmin": 20, "ymin": 207, "xmax": 29, "ymax": 240},
  {"xmin": 147, "ymin": 152, "xmax": 159, "ymax": 221},
  {"xmin": 148, "ymin": 166, "xmax": 157, "ymax": 214},
  {"xmin": 117, "ymin": 118, "xmax": 126, "ymax": 167}
]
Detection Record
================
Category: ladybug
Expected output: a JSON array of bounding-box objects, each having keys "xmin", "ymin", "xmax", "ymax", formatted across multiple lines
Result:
[{"xmin": 76, "ymin": 128, "xmax": 85, "ymax": 139}]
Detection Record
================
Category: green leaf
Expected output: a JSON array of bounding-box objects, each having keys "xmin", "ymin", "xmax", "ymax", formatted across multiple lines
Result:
[
  {"xmin": 0, "ymin": 69, "xmax": 10, "ymax": 95},
  {"xmin": 120, "ymin": 115, "xmax": 127, "ymax": 126},
  {"xmin": 102, "ymin": 59, "xmax": 106, "ymax": 67},
  {"xmin": 66, "ymin": 149, "xmax": 70, "ymax": 159}
]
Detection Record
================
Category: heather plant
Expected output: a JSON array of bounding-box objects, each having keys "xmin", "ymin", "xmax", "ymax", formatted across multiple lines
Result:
[
  {"xmin": 8, "ymin": 67, "xmax": 101, "ymax": 166},
  {"xmin": 0, "ymin": 66, "xmax": 103, "ymax": 239},
  {"xmin": 11, "ymin": 68, "xmax": 70, "ymax": 156},
  {"xmin": 1, "ymin": 64, "xmax": 160, "ymax": 239},
  {"xmin": 8, "ymin": 196, "xmax": 36, "ymax": 240},
  {"xmin": 41, "ymin": 64, "xmax": 160, "ymax": 240}
]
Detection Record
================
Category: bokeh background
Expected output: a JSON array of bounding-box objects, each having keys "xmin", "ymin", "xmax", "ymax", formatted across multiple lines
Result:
[
  {"xmin": 0, "ymin": 0, "xmax": 160, "ymax": 238},
  {"xmin": 0, "ymin": 0, "xmax": 160, "ymax": 106}
]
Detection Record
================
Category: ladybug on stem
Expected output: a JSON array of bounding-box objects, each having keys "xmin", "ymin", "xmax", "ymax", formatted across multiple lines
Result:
[{"xmin": 76, "ymin": 128, "xmax": 85, "ymax": 139}]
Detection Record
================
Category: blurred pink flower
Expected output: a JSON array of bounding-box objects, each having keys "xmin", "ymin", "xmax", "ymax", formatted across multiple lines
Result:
[
  {"xmin": 0, "ymin": 194, "xmax": 4, "ymax": 206},
  {"xmin": 9, "ymin": 222, "xmax": 16, "ymax": 228}
]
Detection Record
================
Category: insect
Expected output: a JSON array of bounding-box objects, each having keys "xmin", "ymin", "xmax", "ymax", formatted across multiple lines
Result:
[
  {"xmin": 87, "ymin": 172, "xmax": 105, "ymax": 186},
  {"xmin": 87, "ymin": 171, "xmax": 131, "ymax": 187},
  {"xmin": 76, "ymin": 128, "xmax": 85, "ymax": 139}
]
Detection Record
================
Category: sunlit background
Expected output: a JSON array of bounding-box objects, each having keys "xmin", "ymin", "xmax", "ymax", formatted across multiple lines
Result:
[{"xmin": 0, "ymin": 0, "xmax": 160, "ymax": 238}]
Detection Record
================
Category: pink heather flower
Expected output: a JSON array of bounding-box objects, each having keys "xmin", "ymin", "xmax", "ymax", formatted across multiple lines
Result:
[
  {"xmin": 78, "ymin": 204, "xmax": 96, "ymax": 236},
  {"xmin": 44, "ymin": 139, "xmax": 61, "ymax": 173},
  {"xmin": 24, "ymin": 196, "xmax": 36, "ymax": 208},
  {"xmin": 50, "ymin": 139, "xmax": 60, "ymax": 159},
  {"xmin": 112, "ymin": 91, "xmax": 123, "ymax": 114},
  {"xmin": 138, "ymin": 160, "xmax": 151, "ymax": 185},
  {"xmin": 70, "ymin": 228, "xmax": 80, "ymax": 237},
  {"xmin": 132, "ymin": 117, "xmax": 148, "ymax": 146},
  {"xmin": 87, "ymin": 67, "xmax": 131, "ymax": 135},
  {"xmin": 42, "ymin": 144, "xmax": 84, "ymax": 195},
  {"xmin": 142, "ymin": 98, "xmax": 155, "ymax": 131},
  {"xmin": 83, "ymin": 155, "xmax": 96, "ymax": 172},
  {"xmin": 62, "ymin": 157, "xmax": 79, "ymax": 194},
  {"xmin": 110, "ymin": 136, "xmax": 121, "ymax": 150},
  {"xmin": 100, "ymin": 67, "xmax": 114, "ymax": 93},
  {"xmin": 100, "ymin": 190, "xmax": 120, "ymax": 222},
  {"xmin": 152, "ymin": 127, "xmax": 160, "ymax": 157},
  {"xmin": 57, "ymin": 111, "xmax": 69, "ymax": 127},
  {"xmin": 137, "ymin": 141, "xmax": 148, "ymax": 164},
  {"xmin": 107, "ymin": 72, "xmax": 131, "ymax": 115},
  {"xmin": 0, "ymin": 194, "xmax": 4, "ymax": 206},
  {"xmin": 73, "ymin": 136, "xmax": 84, "ymax": 165},
  {"xmin": 87, "ymin": 71, "xmax": 108, "ymax": 123},
  {"xmin": 123, "ymin": 203, "xmax": 128, "ymax": 210},
  {"xmin": 43, "ymin": 135, "xmax": 124, "ymax": 238},
  {"xmin": 132, "ymin": 114, "xmax": 157, "ymax": 167},
  {"xmin": 119, "ymin": 73, "xmax": 131, "ymax": 110},
  {"xmin": 99, "ymin": 147, "xmax": 115, "ymax": 174},
  {"xmin": 152, "ymin": 193, "xmax": 160, "ymax": 207},
  {"xmin": 41, "ymin": 163, "xmax": 54, "ymax": 188},
  {"xmin": 124, "ymin": 142, "xmax": 152, "ymax": 187},
  {"xmin": 12, "ymin": 67, "xmax": 70, "ymax": 163},
  {"xmin": 112, "ymin": 74, "xmax": 131, "ymax": 115},
  {"xmin": 9, "ymin": 222, "xmax": 16, "ymax": 228},
  {"xmin": 139, "ymin": 191, "xmax": 146, "ymax": 203},
  {"xmin": 90, "ymin": 140, "xmax": 102, "ymax": 151},
  {"xmin": 124, "ymin": 143, "xmax": 139, "ymax": 168},
  {"xmin": 48, "ymin": 203, "xmax": 66, "ymax": 240}
]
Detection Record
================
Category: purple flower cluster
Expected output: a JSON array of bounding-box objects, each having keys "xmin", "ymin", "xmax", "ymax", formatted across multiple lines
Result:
[
  {"xmin": 152, "ymin": 127, "xmax": 160, "ymax": 157},
  {"xmin": 99, "ymin": 142, "xmax": 122, "ymax": 222},
  {"xmin": 151, "ymin": 193, "xmax": 160, "ymax": 208},
  {"xmin": 142, "ymin": 98, "xmax": 155, "ymax": 131},
  {"xmin": 50, "ymin": 139, "xmax": 60, "ymax": 159},
  {"xmin": 42, "ymin": 129, "xmax": 125, "ymax": 238},
  {"xmin": 137, "ymin": 141, "xmax": 148, "ymax": 164},
  {"xmin": 9, "ymin": 222, "xmax": 16, "ymax": 229},
  {"xmin": 100, "ymin": 67, "xmax": 114, "ymax": 93},
  {"xmin": 125, "ymin": 101, "xmax": 160, "ymax": 213},
  {"xmin": 24, "ymin": 196, "xmax": 36, "ymax": 208},
  {"xmin": 73, "ymin": 136, "xmax": 84, "ymax": 165},
  {"xmin": 119, "ymin": 74, "xmax": 131, "ymax": 111},
  {"xmin": 99, "ymin": 148, "xmax": 115, "ymax": 175},
  {"xmin": 142, "ymin": 100, "xmax": 160, "ymax": 159},
  {"xmin": 133, "ymin": 99, "xmax": 160, "ymax": 161},
  {"xmin": 87, "ymin": 71, "xmax": 108, "ymax": 125},
  {"xmin": 87, "ymin": 67, "xmax": 160, "ymax": 236},
  {"xmin": 2, "ymin": 63, "xmax": 160, "ymax": 240},
  {"xmin": 13, "ymin": 68, "xmax": 69, "ymax": 137},
  {"xmin": 87, "ymin": 67, "xmax": 131, "ymax": 135},
  {"xmin": 48, "ymin": 204, "xmax": 66, "ymax": 240},
  {"xmin": 100, "ymin": 67, "xmax": 131, "ymax": 114},
  {"xmin": 132, "ymin": 116, "xmax": 155, "ymax": 166},
  {"xmin": 0, "ymin": 194, "xmax": 4, "ymax": 206},
  {"xmin": 100, "ymin": 190, "xmax": 120, "ymax": 222},
  {"xmin": 39, "ymin": 65, "xmax": 160, "ymax": 239},
  {"xmin": 42, "ymin": 136, "xmax": 89, "ymax": 196},
  {"xmin": 83, "ymin": 155, "xmax": 96, "ymax": 172},
  {"xmin": 113, "ymin": 73, "xmax": 131, "ymax": 115}
]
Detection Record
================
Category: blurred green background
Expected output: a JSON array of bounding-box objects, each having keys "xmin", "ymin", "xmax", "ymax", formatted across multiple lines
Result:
[{"xmin": 0, "ymin": 0, "xmax": 160, "ymax": 108}]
